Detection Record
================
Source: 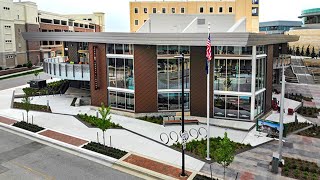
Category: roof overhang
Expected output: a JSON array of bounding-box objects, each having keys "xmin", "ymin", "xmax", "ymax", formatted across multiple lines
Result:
[{"xmin": 22, "ymin": 32, "xmax": 299, "ymax": 47}]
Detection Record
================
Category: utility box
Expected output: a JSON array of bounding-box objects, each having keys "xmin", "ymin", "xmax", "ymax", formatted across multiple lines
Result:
[{"xmin": 28, "ymin": 79, "xmax": 47, "ymax": 89}]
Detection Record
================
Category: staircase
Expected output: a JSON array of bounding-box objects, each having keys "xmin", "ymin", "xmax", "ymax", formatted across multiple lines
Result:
[{"xmin": 284, "ymin": 67, "xmax": 298, "ymax": 83}]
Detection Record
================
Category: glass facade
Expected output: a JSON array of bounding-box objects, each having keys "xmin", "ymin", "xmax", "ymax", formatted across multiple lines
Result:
[
  {"xmin": 256, "ymin": 58, "xmax": 266, "ymax": 90},
  {"xmin": 214, "ymin": 59, "xmax": 252, "ymax": 92},
  {"xmin": 107, "ymin": 44, "xmax": 134, "ymax": 111},
  {"xmin": 157, "ymin": 45, "xmax": 190, "ymax": 111},
  {"xmin": 254, "ymin": 92, "xmax": 265, "ymax": 117},
  {"xmin": 214, "ymin": 46, "xmax": 252, "ymax": 55},
  {"xmin": 214, "ymin": 95, "xmax": 251, "ymax": 120}
]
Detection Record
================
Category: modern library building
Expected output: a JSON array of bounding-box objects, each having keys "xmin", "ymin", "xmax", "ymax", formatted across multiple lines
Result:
[{"xmin": 23, "ymin": 32, "xmax": 298, "ymax": 121}]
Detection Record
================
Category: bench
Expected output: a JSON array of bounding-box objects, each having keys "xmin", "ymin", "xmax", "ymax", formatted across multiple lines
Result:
[{"xmin": 163, "ymin": 119, "xmax": 199, "ymax": 126}]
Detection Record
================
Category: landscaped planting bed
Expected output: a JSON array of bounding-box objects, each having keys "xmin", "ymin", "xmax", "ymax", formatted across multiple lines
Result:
[
  {"xmin": 284, "ymin": 122, "xmax": 313, "ymax": 135},
  {"xmin": 13, "ymin": 121, "xmax": 44, "ymax": 133},
  {"xmin": 13, "ymin": 102, "xmax": 51, "ymax": 113},
  {"xmin": 23, "ymin": 80, "xmax": 69, "ymax": 97},
  {"xmin": 82, "ymin": 142, "xmax": 127, "ymax": 159},
  {"xmin": 77, "ymin": 114, "xmax": 122, "ymax": 129},
  {"xmin": 193, "ymin": 174, "xmax": 218, "ymax": 180},
  {"xmin": 172, "ymin": 137, "xmax": 251, "ymax": 161},
  {"xmin": 285, "ymin": 93, "xmax": 313, "ymax": 102},
  {"xmin": 298, "ymin": 124, "xmax": 320, "ymax": 139},
  {"xmin": 297, "ymin": 107, "xmax": 319, "ymax": 118},
  {"xmin": 281, "ymin": 157, "xmax": 319, "ymax": 180},
  {"xmin": 137, "ymin": 116, "xmax": 163, "ymax": 125}
]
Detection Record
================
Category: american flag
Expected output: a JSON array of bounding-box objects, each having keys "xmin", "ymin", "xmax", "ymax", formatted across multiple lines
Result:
[{"xmin": 206, "ymin": 34, "xmax": 212, "ymax": 61}]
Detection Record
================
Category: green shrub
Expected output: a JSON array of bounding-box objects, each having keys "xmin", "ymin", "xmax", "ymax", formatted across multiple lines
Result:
[
  {"xmin": 137, "ymin": 116, "xmax": 163, "ymax": 125},
  {"xmin": 26, "ymin": 60, "xmax": 32, "ymax": 68},
  {"xmin": 294, "ymin": 169, "xmax": 300, "ymax": 178},
  {"xmin": 0, "ymin": 67, "xmax": 2, "ymax": 70},
  {"xmin": 77, "ymin": 114, "xmax": 122, "ymax": 129}
]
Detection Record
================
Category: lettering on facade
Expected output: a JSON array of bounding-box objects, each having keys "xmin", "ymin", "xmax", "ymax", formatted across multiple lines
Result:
[{"xmin": 93, "ymin": 46, "xmax": 99, "ymax": 90}]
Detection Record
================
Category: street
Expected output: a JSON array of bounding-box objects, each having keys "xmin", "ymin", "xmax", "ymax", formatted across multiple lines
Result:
[
  {"xmin": 0, "ymin": 72, "xmax": 51, "ymax": 91},
  {"xmin": 0, "ymin": 128, "xmax": 140, "ymax": 180}
]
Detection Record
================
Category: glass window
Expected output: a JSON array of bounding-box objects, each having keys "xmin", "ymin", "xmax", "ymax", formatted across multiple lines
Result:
[
  {"xmin": 117, "ymin": 92, "xmax": 125, "ymax": 109},
  {"xmin": 241, "ymin": 47, "xmax": 252, "ymax": 55},
  {"xmin": 158, "ymin": 59, "xmax": 168, "ymax": 89},
  {"xmin": 115, "ymin": 44, "xmax": 123, "ymax": 54},
  {"xmin": 179, "ymin": 46, "xmax": 190, "ymax": 55},
  {"xmin": 181, "ymin": 7, "xmax": 185, "ymax": 13},
  {"xmin": 125, "ymin": 59, "xmax": 134, "ymax": 90},
  {"xmin": 219, "ymin": 7, "xmax": 223, "ymax": 13},
  {"xmin": 109, "ymin": 91, "xmax": 117, "ymax": 107},
  {"xmin": 126, "ymin": 93, "xmax": 134, "ymax": 110},
  {"xmin": 182, "ymin": 58, "xmax": 190, "ymax": 89},
  {"xmin": 180, "ymin": 93, "xmax": 190, "ymax": 110},
  {"xmin": 239, "ymin": 60, "xmax": 252, "ymax": 92},
  {"xmin": 226, "ymin": 96, "xmax": 239, "ymax": 118},
  {"xmin": 158, "ymin": 93, "xmax": 169, "ymax": 110},
  {"xmin": 134, "ymin": 8, "xmax": 138, "ymax": 13},
  {"xmin": 226, "ymin": 59, "xmax": 239, "ymax": 91},
  {"xmin": 124, "ymin": 44, "xmax": 133, "ymax": 55},
  {"xmin": 168, "ymin": 45, "xmax": 179, "ymax": 54},
  {"xmin": 157, "ymin": 45, "xmax": 168, "ymax": 55},
  {"xmin": 171, "ymin": 8, "xmax": 175, "ymax": 14},
  {"xmin": 169, "ymin": 93, "xmax": 179, "ymax": 110},
  {"xmin": 200, "ymin": 7, "xmax": 204, "ymax": 13},
  {"xmin": 116, "ymin": 58, "xmax": 125, "ymax": 88},
  {"xmin": 108, "ymin": 58, "xmax": 116, "ymax": 87},
  {"xmin": 210, "ymin": 7, "xmax": 214, "ymax": 13},
  {"xmin": 162, "ymin": 8, "xmax": 166, "ymax": 13},
  {"xmin": 252, "ymin": 0, "xmax": 259, "ymax": 4},
  {"xmin": 229, "ymin": 7, "xmax": 233, "ymax": 13},
  {"xmin": 256, "ymin": 58, "xmax": 265, "ymax": 90},
  {"xmin": 135, "ymin": 20, "xmax": 138, "ymax": 25},
  {"xmin": 255, "ymin": 92, "xmax": 265, "ymax": 117},
  {"xmin": 168, "ymin": 59, "xmax": 179, "ymax": 89},
  {"xmin": 144, "ymin": 8, "xmax": 148, "ymax": 13},
  {"xmin": 215, "ymin": 46, "xmax": 227, "ymax": 55},
  {"xmin": 239, "ymin": 96, "xmax": 251, "ymax": 119},
  {"xmin": 153, "ymin": 8, "xmax": 157, "ymax": 13},
  {"xmin": 252, "ymin": 7, "xmax": 259, "ymax": 16},
  {"xmin": 214, "ymin": 95, "xmax": 226, "ymax": 117},
  {"xmin": 214, "ymin": 59, "xmax": 226, "ymax": 91}
]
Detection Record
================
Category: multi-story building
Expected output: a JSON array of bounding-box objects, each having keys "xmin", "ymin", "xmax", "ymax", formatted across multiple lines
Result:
[
  {"xmin": 0, "ymin": 0, "xmax": 105, "ymax": 69},
  {"xmin": 287, "ymin": 8, "xmax": 320, "ymax": 55},
  {"xmin": 259, "ymin": 21, "xmax": 302, "ymax": 34},
  {"xmin": 0, "ymin": 0, "xmax": 39, "ymax": 68},
  {"xmin": 23, "ymin": 32, "xmax": 298, "ymax": 121},
  {"xmin": 130, "ymin": 0, "xmax": 260, "ymax": 33}
]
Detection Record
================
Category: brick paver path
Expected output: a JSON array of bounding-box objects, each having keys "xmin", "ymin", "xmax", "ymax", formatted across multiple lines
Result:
[
  {"xmin": 0, "ymin": 116, "xmax": 17, "ymax": 125},
  {"xmin": 39, "ymin": 130, "xmax": 88, "ymax": 146},
  {"xmin": 123, "ymin": 154, "xmax": 191, "ymax": 180}
]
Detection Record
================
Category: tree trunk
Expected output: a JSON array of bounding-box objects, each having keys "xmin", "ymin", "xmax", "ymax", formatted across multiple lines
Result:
[
  {"xmin": 224, "ymin": 165, "xmax": 226, "ymax": 180},
  {"xmin": 27, "ymin": 112, "xmax": 29, "ymax": 123},
  {"xmin": 103, "ymin": 131, "xmax": 105, "ymax": 148}
]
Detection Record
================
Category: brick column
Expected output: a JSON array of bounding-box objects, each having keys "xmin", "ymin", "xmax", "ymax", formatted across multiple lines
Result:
[
  {"xmin": 265, "ymin": 45, "xmax": 274, "ymax": 112},
  {"xmin": 134, "ymin": 45, "xmax": 158, "ymax": 113},
  {"xmin": 89, "ymin": 43, "xmax": 107, "ymax": 106}
]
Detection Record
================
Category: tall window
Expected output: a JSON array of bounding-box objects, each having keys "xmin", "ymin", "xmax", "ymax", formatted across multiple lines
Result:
[
  {"xmin": 171, "ymin": 8, "xmax": 176, "ymax": 14},
  {"xmin": 153, "ymin": 8, "xmax": 157, "ymax": 13},
  {"xmin": 134, "ymin": 8, "xmax": 138, "ymax": 13},
  {"xmin": 144, "ymin": 8, "xmax": 148, "ymax": 13},
  {"xmin": 134, "ymin": 20, "xmax": 138, "ymax": 26},
  {"xmin": 162, "ymin": 8, "xmax": 166, "ymax": 13},
  {"xmin": 199, "ymin": 7, "xmax": 204, "ymax": 13},
  {"xmin": 181, "ymin": 7, "xmax": 185, "ymax": 13},
  {"xmin": 229, "ymin": 7, "xmax": 233, "ymax": 13},
  {"xmin": 219, "ymin": 7, "xmax": 223, "ymax": 13},
  {"xmin": 252, "ymin": 7, "xmax": 259, "ymax": 16},
  {"xmin": 209, "ymin": 7, "xmax": 214, "ymax": 13}
]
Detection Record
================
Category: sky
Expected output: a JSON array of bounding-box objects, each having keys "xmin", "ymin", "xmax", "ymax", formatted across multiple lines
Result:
[{"xmin": 20, "ymin": 0, "xmax": 320, "ymax": 32}]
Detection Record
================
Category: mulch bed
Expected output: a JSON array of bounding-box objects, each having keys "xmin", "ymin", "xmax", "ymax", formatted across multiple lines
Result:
[
  {"xmin": 13, "ymin": 102, "xmax": 52, "ymax": 113},
  {"xmin": 83, "ymin": 142, "xmax": 127, "ymax": 159},
  {"xmin": 12, "ymin": 121, "xmax": 44, "ymax": 133}
]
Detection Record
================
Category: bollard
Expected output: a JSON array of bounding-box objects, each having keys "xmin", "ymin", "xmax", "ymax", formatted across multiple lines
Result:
[
  {"xmin": 97, "ymin": 132, "xmax": 99, "ymax": 143},
  {"xmin": 32, "ymin": 115, "xmax": 33, "ymax": 124},
  {"xmin": 47, "ymin": 100, "xmax": 50, "ymax": 111},
  {"xmin": 22, "ymin": 112, "xmax": 24, "ymax": 122},
  {"xmin": 96, "ymin": 111, "xmax": 98, "ymax": 118},
  {"xmin": 110, "ymin": 136, "xmax": 112, "ymax": 147}
]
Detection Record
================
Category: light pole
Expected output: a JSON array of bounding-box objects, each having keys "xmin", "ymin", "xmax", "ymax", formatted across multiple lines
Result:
[{"xmin": 174, "ymin": 54, "xmax": 186, "ymax": 177}]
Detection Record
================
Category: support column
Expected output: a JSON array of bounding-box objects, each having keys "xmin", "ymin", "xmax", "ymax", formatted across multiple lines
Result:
[{"xmin": 250, "ymin": 46, "xmax": 257, "ymax": 121}]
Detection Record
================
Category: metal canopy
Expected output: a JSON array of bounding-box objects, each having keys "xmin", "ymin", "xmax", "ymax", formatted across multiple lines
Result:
[{"xmin": 23, "ymin": 32, "xmax": 299, "ymax": 47}]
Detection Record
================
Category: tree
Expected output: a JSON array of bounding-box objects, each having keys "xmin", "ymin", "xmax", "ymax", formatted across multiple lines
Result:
[
  {"xmin": 214, "ymin": 132, "xmax": 235, "ymax": 180},
  {"xmin": 22, "ymin": 95, "xmax": 32, "ymax": 123},
  {"xmin": 301, "ymin": 46, "xmax": 305, "ymax": 56},
  {"xmin": 288, "ymin": 47, "xmax": 292, "ymax": 55},
  {"xmin": 97, "ymin": 103, "xmax": 111, "ymax": 147},
  {"xmin": 26, "ymin": 60, "xmax": 32, "ymax": 68},
  {"xmin": 306, "ymin": 45, "xmax": 310, "ymax": 57},
  {"xmin": 296, "ymin": 47, "xmax": 300, "ymax": 56},
  {"xmin": 311, "ymin": 47, "xmax": 316, "ymax": 59},
  {"xmin": 34, "ymin": 71, "xmax": 39, "ymax": 79}
]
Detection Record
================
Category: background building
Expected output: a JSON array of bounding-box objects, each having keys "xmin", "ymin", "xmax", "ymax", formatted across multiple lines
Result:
[
  {"xmin": 0, "ymin": 0, "xmax": 105, "ymax": 69},
  {"xmin": 259, "ymin": 21, "xmax": 302, "ymax": 34},
  {"xmin": 130, "ymin": 0, "xmax": 260, "ymax": 33},
  {"xmin": 287, "ymin": 8, "xmax": 320, "ymax": 55}
]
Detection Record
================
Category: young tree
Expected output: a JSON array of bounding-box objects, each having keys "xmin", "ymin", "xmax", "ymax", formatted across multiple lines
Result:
[
  {"xmin": 306, "ymin": 45, "xmax": 310, "ymax": 57},
  {"xmin": 22, "ymin": 95, "xmax": 32, "ymax": 123},
  {"xmin": 301, "ymin": 46, "xmax": 305, "ymax": 56},
  {"xmin": 34, "ymin": 71, "xmax": 39, "ymax": 79},
  {"xmin": 288, "ymin": 47, "xmax": 292, "ymax": 55},
  {"xmin": 97, "ymin": 103, "xmax": 111, "ymax": 147},
  {"xmin": 311, "ymin": 47, "xmax": 316, "ymax": 59},
  {"xmin": 296, "ymin": 47, "xmax": 300, "ymax": 56},
  {"xmin": 214, "ymin": 132, "xmax": 235, "ymax": 179}
]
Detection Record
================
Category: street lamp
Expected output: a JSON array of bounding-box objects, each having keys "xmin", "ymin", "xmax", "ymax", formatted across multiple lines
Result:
[{"xmin": 174, "ymin": 53, "xmax": 186, "ymax": 177}]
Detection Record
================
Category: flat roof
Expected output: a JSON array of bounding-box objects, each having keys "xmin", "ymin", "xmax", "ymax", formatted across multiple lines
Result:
[
  {"xmin": 22, "ymin": 32, "xmax": 299, "ymax": 46},
  {"xmin": 260, "ymin": 21, "xmax": 302, "ymax": 27}
]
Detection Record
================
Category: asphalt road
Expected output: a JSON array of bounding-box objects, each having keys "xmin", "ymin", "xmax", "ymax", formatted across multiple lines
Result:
[
  {"xmin": 0, "ymin": 128, "xmax": 140, "ymax": 180},
  {"xmin": 0, "ymin": 73, "xmax": 51, "ymax": 91}
]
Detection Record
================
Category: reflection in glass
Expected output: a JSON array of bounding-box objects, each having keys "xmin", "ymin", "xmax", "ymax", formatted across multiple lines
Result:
[
  {"xmin": 180, "ymin": 93, "xmax": 190, "ymax": 110},
  {"xmin": 158, "ymin": 59, "xmax": 168, "ymax": 89},
  {"xmin": 109, "ymin": 91, "xmax": 117, "ymax": 107},
  {"xmin": 168, "ymin": 59, "xmax": 179, "ymax": 89},
  {"xmin": 239, "ymin": 96, "xmax": 250, "ymax": 119},
  {"xmin": 180, "ymin": 46, "xmax": 190, "ymax": 55},
  {"xmin": 108, "ymin": 58, "xmax": 116, "ymax": 87},
  {"xmin": 169, "ymin": 93, "xmax": 179, "ymax": 110},
  {"xmin": 158, "ymin": 93, "xmax": 169, "ymax": 110},
  {"xmin": 124, "ymin": 44, "xmax": 133, "ymax": 55},
  {"xmin": 126, "ymin": 93, "xmax": 134, "ymax": 110},
  {"xmin": 168, "ymin": 45, "xmax": 179, "ymax": 54},
  {"xmin": 227, "ymin": 59, "xmax": 239, "ymax": 91},
  {"xmin": 239, "ymin": 60, "xmax": 252, "ymax": 92},
  {"xmin": 115, "ymin": 44, "xmax": 123, "ymax": 54},
  {"xmin": 117, "ymin": 92, "xmax": 125, "ymax": 109},
  {"xmin": 214, "ymin": 59, "xmax": 226, "ymax": 90},
  {"xmin": 125, "ymin": 59, "xmax": 134, "ymax": 90},
  {"xmin": 226, "ymin": 96, "xmax": 239, "ymax": 118},
  {"xmin": 214, "ymin": 95, "xmax": 226, "ymax": 117},
  {"xmin": 116, "ymin": 58, "xmax": 125, "ymax": 88},
  {"xmin": 107, "ymin": 44, "xmax": 115, "ymax": 54},
  {"xmin": 157, "ymin": 45, "xmax": 167, "ymax": 55}
]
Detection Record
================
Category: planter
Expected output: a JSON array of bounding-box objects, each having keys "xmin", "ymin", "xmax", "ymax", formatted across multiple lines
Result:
[
  {"xmin": 13, "ymin": 121, "xmax": 44, "ymax": 133},
  {"xmin": 82, "ymin": 142, "xmax": 127, "ymax": 159}
]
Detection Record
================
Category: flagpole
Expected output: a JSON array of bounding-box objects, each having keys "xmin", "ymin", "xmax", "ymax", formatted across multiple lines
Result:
[{"xmin": 206, "ymin": 23, "xmax": 211, "ymax": 161}]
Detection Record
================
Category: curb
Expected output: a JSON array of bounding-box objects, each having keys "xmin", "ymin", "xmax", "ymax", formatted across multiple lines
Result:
[{"xmin": 0, "ymin": 67, "xmax": 43, "ymax": 80}]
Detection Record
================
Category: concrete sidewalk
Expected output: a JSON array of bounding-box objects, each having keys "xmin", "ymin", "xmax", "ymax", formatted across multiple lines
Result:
[{"xmin": 0, "ymin": 67, "xmax": 43, "ymax": 79}]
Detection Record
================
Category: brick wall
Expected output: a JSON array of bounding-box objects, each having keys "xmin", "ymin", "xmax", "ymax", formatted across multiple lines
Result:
[
  {"xmin": 265, "ymin": 45, "xmax": 274, "ymax": 112},
  {"xmin": 40, "ymin": 23, "xmax": 69, "ymax": 31},
  {"xmin": 89, "ymin": 43, "xmax": 107, "ymax": 106},
  {"xmin": 26, "ymin": 24, "xmax": 41, "ymax": 65},
  {"xmin": 74, "ymin": 27, "xmax": 94, "ymax": 32},
  {"xmin": 134, "ymin": 45, "xmax": 158, "ymax": 113},
  {"xmin": 68, "ymin": 42, "xmax": 79, "ymax": 63}
]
